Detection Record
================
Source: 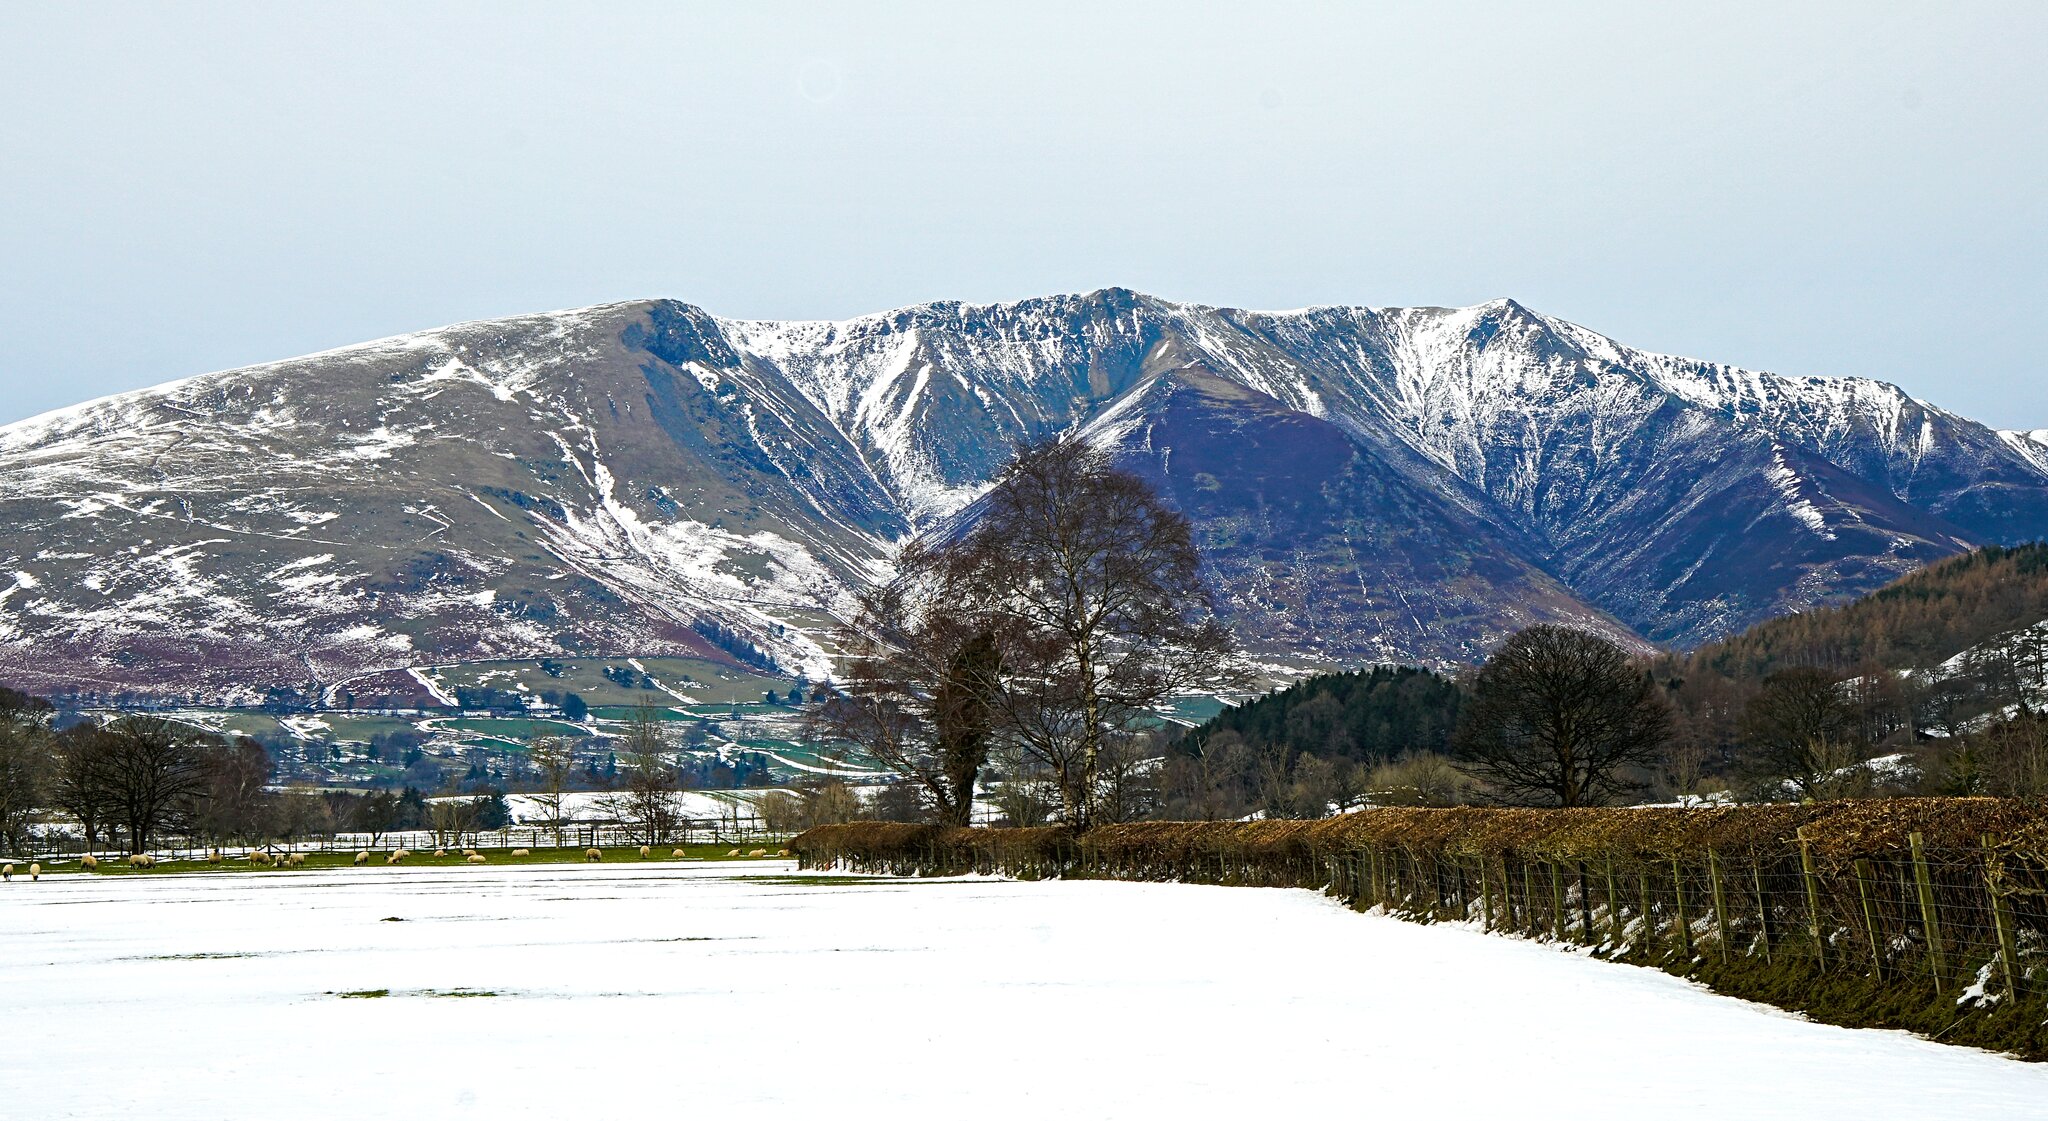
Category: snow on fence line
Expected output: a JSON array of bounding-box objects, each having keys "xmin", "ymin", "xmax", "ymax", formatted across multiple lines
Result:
[
  {"xmin": 14, "ymin": 824, "xmax": 790, "ymax": 864},
  {"xmin": 791, "ymin": 799, "xmax": 2048, "ymax": 1059}
]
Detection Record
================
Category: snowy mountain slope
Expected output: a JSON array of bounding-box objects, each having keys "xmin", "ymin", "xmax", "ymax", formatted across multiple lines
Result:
[
  {"xmin": 0, "ymin": 302, "xmax": 901, "ymax": 702},
  {"xmin": 0, "ymin": 291, "xmax": 2042, "ymax": 702}
]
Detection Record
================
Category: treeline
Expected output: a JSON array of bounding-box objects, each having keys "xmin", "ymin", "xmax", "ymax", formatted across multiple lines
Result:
[
  {"xmin": 1162, "ymin": 666, "xmax": 1464, "ymax": 820},
  {"xmin": 1150, "ymin": 544, "xmax": 2048, "ymax": 820},
  {"xmin": 0, "ymin": 687, "xmax": 507, "ymax": 856},
  {"xmin": 1683, "ymin": 543, "xmax": 2048, "ymax": 679}
]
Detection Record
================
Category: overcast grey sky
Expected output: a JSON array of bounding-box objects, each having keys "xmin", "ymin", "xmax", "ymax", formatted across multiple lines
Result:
[{"xmin": 2, "ymin": 2, "xmax": 2044, "ymax": 428}]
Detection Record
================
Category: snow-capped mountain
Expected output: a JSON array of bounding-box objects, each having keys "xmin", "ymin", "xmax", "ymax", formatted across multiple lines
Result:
[{"xmin": 1, "ymin": 290, "xmax": 2041, "ymax": 702}]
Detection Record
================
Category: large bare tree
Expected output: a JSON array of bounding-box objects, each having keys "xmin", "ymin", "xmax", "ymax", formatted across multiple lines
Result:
[
  {"xmin": 1453, "ymin": 626, "xmax": 1672, "ymax": 807},
  {"xmin": 943, "ymin": 438, "xmax": 1238, "ymax": 827},
  {"xmin": 99, "ymin": 716, "xmax": 216, "ymax": 853},
  {"xmin": 815, "ymin": 543, "xmax": 1003, "ymax": 825}
]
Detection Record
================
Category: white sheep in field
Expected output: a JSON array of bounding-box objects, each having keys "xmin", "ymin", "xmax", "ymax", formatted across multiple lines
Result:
[
  {"xmin": 393, "ymin": 848, "xmax": 411, "ymax": 861},
  {"xmin": 287, "ymin": 853, "xmax": 306, "ymax": 867},
  {"xmin": 80, "ymin": 855, "xmax": 99, "ymax": 871},
  {"xmin": 584, "ymin": 847, "xmax": 603, "ymax": 862},
  {"xmin": 671, "ymin": 848, "xmax": 687, "ymax": 858},
  {"xmin": 776, "ymin": 848, "xmax": 790, "ymax": 857},
  {"xmin": 434, "ymin": 848, "xmax": 447, "ymax": 858},
  {"xmin": 353, "ymin": 851, "xmax": 370, "ymax": 866},
  {"xmin": 29, "ymin": 862, "xmax": 39, "ymax": 881},
  {"xmin": 2, "ymin": 863, "xmax": 10, "ymax": 881},
  {"xmin": 638, "ymin": 844, "xmax": 652, "ymax": 859},
  {"xmin": 462, "ymin": 848, "xmax": 478, "ymax": 858},
  {"xmin": 248, "ymin": 851, "xmax": 273, "ymax": 866},
  {"xmin": 207, "ymin": 851, "xmax": 222, "ymax": 864},
  {"xmin": 128, "ymin": 854, "xmax": 151, "ymax": 869},
  {"xmin": 726, "ymin": 849, "xmax": 740, "ymax": 857},
  {"xmin": 748, "ymin": 848, "xmax": 767, "ymax": 858},
  {"xmin": 511, "ymin": 848, "xmax": 530, "ymax": 857},
  {"xmin": 466, "ymin": 854, "xmax": 487, "ymax": 864}
]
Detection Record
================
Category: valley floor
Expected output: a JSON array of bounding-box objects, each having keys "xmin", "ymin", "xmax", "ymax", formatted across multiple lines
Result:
[{"xmin": 3, "ymin": 865, "xmax": 2044, "ymax": 1119}]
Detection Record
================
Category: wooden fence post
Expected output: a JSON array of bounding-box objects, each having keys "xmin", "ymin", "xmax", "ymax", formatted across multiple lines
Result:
[
  {"xmin": 1548, "ymin": 863, "xmax": 1566, "ymax": 941},
  {"xmin": 1575, "ymin": 862, "xmax": 1594, "ymax": 946},
  {"xmin": 1671, "ymin": 859, "xmax": 1692, "ymax": 959},
  {"xmin": 1908, "ymin": 831, "xmax": 1946, "ymax": 985},
  {"xmin": 1983, "ymin": 834, "xmax": 2022, "ymax": 1000},
  {"xmin": 1751, "ymin": 857, "xmax": 1772, "ymax": 963},
  {"xmin": 1637, "ymin": 864, "xmax": 1653, "ymax": 957},
  {"xmin": 1853, "ymin": 858, "xmax": 1884, "ymax": 980},
  {"xmin": 1799, "ymin": 830, "xmax": 1827, "ymax": 971},
  {"xmin": 1708, "ymin": 848, "xmax": 1731, "ymax": 964},
  {"xmin": 1523, "ymin": 861, "xmax": 1539, "ymax": 936},
  {"xmin": 1602, "ymin": 856, "xmax": 1622, "ymax": 947},
  {"xmin": 1479, "ymin": 857, "xmax": 1494, "ymax": 931}
]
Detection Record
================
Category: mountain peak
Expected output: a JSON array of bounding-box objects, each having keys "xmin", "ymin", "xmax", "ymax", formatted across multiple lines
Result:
[{"xmin": 3, "ymin": 289, "xmax": 2046, "ymax": 703}]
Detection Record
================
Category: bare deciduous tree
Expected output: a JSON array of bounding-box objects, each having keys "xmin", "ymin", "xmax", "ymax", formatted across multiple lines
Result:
[
  {"xmin": 604, "ymin": 701, "xmax": 683, "ymax": 844},
  {"xmin": 50, "ymin": 724, "xmax": 116, "ymax": 851},
  {"xmin": 195, "ymin": 737, "xmax": 271, "ymax": 846},
  {"xmin": 529, "ymin": 733, "xmax": 575, "ymax": 847},
  {"xmin": 1367, "ymin": 751, "xmax": 1476, "ymax": 807},
  {"xmin": 100, "ymin": 716, "xmax": 216, "ymax": 853},
  {"xmin": 1738, "ymin": 667, "xmax": 1868, "ymax": 800},
  {"xmin": 816, "ymin": 556, "xmax": 1001, "ymax": 825},
  {"xmin": 1453, "ymin": 626, "xmax": 1673, "ymax": 807},
  {"xmin": 940, "ymin": 438, "xmax": 1240, "ymax": 826},
  {"xmin": 0, "ymin": 687, "xmax": 53, "ymax": 855}
]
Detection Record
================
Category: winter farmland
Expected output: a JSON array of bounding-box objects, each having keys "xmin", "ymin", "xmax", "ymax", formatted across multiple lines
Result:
[{"xmin": 3, "ymin": 865, "xmax": 2044, "ymax": 1120}]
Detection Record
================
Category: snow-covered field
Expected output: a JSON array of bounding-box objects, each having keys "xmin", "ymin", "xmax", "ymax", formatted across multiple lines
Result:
[{"xmin": 4, "ymin": 867, "xmax": 2045, "ymax": 1120}]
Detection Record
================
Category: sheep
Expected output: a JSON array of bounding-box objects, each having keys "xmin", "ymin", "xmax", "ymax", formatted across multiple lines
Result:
[
  {"xmin": 510, "ymin": 848, "xmax": 531, "ymax": 857},
  {"xmin": 462, "ymin": 848, "xmax": 478, "ymax": 858},
  {"xmin": 433, "ymin": 848, "xmax": 447, "ymax": 858},
  {"xmin": 2, "ymin": 863, "xmax": 10, "ymax": 881},
  {"xmin": 776, "ymin": 848, "xmax": 790, "ymax": 857},
  {"xmin": 80, "ymin": 855, "xmax": 99, "ymax": 871},
  {"xmin": 671, "ymin": 848, "xmax": 687, "ymax": 858},
  {"xmin": 726, "ymin": 849, "xmax": 740, "ymax": 857},
  {"xmin": 29, "ymin": 862, "xmax": 39, "ymax": 881},
  {"xmin": 287, "ymin": 852, "xmax": 307, "ymax": 867},
  {"xmin": 385, "ymin": 853, "xmax": 402, "ymax": 865},
  {"xmin": 584, "ymin": 847, "xmax": 603, "ymax": 862},
  {"xmin": 638, "ymin": 844, "xmax": 652, "ymax": 859},
  {"xmin": 353, "ymin": 851, "xmax": 370, "ymax": 866},
  {"xmin": 128, "ymin": 854, "xmax": 149, "ymax": 869},
  {"xmin": 207, "ymin": 851, "xmax": 222, "ymax": 864},
  {"xmin": 248, "ymin": 851, "xmax": 273, "ymax": 866},
  {"xmin": 466, "ymin": 854, "xmax": 487, "ymax": 864},
  {"xmin": 748, "ymin": 849, "xmax": 767, "ymax": 858},
  {"xmin": 393, "ymin": 848, "xmax": 411, "ymax": 861}
]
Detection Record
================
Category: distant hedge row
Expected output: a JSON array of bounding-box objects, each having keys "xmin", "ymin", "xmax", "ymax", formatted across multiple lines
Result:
[{"xmin": 792, "ymin": 800, "xmax": 2048, "ymax": 1059}]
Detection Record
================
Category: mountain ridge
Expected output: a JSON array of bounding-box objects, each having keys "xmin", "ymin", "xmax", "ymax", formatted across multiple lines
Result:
[{"xmin": 1, "ymin": 290, "xmax": 2042, "ymax": 703}]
